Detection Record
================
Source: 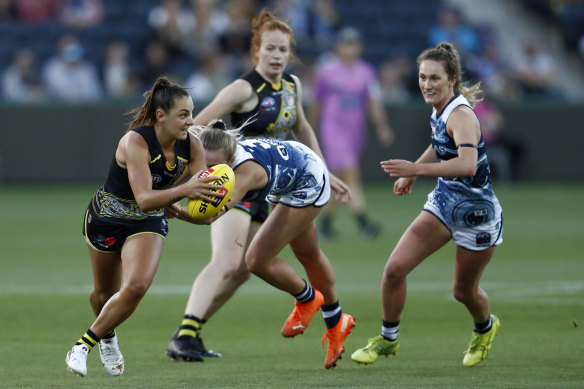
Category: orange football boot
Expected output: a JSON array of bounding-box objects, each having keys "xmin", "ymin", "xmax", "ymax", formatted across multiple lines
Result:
[
  {"xmin": 281, "ymin": 289, "xmax": 324, "ymax": 338},
  {"xmin": 321, "ymin": 313, "xmax": 356, "ymax": 369}
]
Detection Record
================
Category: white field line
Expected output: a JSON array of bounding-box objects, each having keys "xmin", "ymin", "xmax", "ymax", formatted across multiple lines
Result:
[{"xmin": 1, "ymin": 281, "xmax": 582, "ymax": 304}]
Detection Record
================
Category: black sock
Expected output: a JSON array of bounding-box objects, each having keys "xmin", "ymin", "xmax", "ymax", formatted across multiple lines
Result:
[
  {"xmin": 356, "ymin": 213, "xmax": 368, "ymax": 229},
  {"xmin": 178, "ymin": 314, "xmax": 203, "ymax": 338},
  {"xmin": 474, "ymin": 316, "xmax": 492, "ymax": 334},
  {"xmin": 322, "ymin": 301, "xmax": 342, "ymax": 329},
  {"xmin": 321, "ymin": 215, "xmax": 332, "ymax": 230},
  {"xmin": 75, "ymin": 328, "xmax": 100, "ymax": 350},
  {"xmin": 102, "ymin": 330, "xmax": 116, "ymax": 339}
]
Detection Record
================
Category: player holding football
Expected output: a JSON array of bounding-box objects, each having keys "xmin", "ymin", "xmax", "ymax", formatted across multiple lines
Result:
[
  {"xmin": 351, "ymin": 42, "xmax": 503, "ymax": 367},
  {"xmin": 165, "ymin": 10, "xmax": 351, "ymax": 364},
  {"xmin": 65, "ymin": 77, "xmax": 226, "ymax": 377},
  {"xmin": 188, "ymin": 120, "xmax": 355, "ymax": 369}
]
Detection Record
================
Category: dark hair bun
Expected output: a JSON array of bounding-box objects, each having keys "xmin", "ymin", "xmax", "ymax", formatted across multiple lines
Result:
[{"xmin": 211, "ymin": 120, "xmax": 226, "ymax": 130}]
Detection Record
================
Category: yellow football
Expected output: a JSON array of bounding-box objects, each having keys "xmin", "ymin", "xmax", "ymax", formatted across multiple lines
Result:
[{"xmin": 187, "ymin": 164, "xmax": 235, "ymax": 220}]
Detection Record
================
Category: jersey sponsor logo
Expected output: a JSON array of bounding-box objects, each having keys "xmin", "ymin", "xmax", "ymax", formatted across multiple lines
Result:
[
  {"xmin": 476, "ymin": 232, "xmax": 491, "ymax": 245},
  {"xmin": 260, "ymin": 96, "xmax": 277, "ymax": 112},
  {"xmin": 292, "ymin": 191, "xmax": 307, "ymax": 200},
  {"xmin": 152, "ymin": 174, "xmax": 162, "ymax": 184}
]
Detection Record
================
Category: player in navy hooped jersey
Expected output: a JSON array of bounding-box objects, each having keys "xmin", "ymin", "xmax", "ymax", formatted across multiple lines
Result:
[
  {"xmin": 166, "ymin": 10, "xmax": 351, "ymax": 366},
  {"xmin": 192, "ymin": 121, "xmax": 356, "ymax": 369},
  {"xmin": 352, "ymin": 42, "xmax": 503, "ymax": 368}
]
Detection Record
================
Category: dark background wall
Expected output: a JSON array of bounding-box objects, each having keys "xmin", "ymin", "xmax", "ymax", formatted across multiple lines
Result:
[{"xmin": 0, "ymin": 102, "xmax": 582, "ymax": 184}]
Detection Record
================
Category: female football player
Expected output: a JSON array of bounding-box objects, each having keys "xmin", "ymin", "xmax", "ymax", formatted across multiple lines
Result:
[
  {"xmin": 351, "ymin": 42, "xmax": 502, "ymax": 367},
  {"xmin": 188, "ymin": 120, "xmax": 355, "ymax": 369},
  {"xmin": 65, "ymin": 77, "xmax": 226, "ymax": 377},
  {"xmin": 166, "ymin": 9, "xmax": 350, "ymax": 362}
]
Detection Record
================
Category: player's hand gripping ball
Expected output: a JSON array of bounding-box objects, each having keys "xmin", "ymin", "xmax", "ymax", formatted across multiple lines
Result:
[{"xmin": 188, "ymin": 164, "xmax": 235, "ymax": 220}]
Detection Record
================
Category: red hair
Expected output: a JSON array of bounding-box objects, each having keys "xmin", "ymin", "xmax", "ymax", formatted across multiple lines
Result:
[{"xmin": 250, "ymin": 9, "xmax": 296, "ymax": 63}]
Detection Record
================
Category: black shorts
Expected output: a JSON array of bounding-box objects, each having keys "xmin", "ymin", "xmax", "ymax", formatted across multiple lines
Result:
[
  {"xmin": 233, "ymin": 199, "xmax": 269, "ymax": 223},
  {"xmin": 82, "ymin": 202, "xmax": 169, "ymax": 253}
]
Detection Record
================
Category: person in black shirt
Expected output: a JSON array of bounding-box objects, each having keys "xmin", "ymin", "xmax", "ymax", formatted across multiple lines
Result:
[{"xmin": 65, "ymin": 77, "xmax": 226, "ymax": 378}]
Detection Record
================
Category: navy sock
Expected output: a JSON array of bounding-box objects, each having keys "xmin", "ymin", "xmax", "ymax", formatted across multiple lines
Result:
[
  {"xmin": 322, "ymin": 301, "xmax": 342, "ymax": 329},
  {"xmin": 293, "ymin": 280, "xmax": 314, "ymax": 303},
  {"xmin": 474, "ymin": 316, "xmax": 492, "ymax": 334},
  {"xmin": 381, "ymin": 320, "xmax": 399, "ymax": 341}
]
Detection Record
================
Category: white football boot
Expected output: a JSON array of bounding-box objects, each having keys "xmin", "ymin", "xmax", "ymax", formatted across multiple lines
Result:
[
  {"xmin": 99, "ymin": 334, "xmax": 125, "ymax": 375},
  {"xmin": 65, "ymin": 344, "xmax": 89, "ymax": 377}
]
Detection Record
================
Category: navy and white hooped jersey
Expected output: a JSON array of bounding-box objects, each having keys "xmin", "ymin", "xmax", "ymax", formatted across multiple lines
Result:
[
  {"xmin": 232, "ymin": 138, "xmax": 329, "ymax": 208},
  {"xmin": 425, "ymin": 94, "xmax": 502, "ymax": 230}
]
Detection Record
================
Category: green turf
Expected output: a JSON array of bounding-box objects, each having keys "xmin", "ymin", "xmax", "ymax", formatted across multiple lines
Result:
[{"xmin": 0, "ymin": 182, "xmax": 583, "ymax": 388}]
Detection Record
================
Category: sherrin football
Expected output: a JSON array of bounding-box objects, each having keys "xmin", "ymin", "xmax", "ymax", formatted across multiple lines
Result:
[{"xmin": 187, "ymin": 164, "xmax": 235, "ymax": 220}]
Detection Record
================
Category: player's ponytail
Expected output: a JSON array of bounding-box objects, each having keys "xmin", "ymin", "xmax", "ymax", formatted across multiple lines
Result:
[
  {"xmin": 189, "ymin": 120, "xmax": 242, "ymax": 163},
  {"xmin": 126, "ymin": 76, "xmax": 190, "ymax": 132}
]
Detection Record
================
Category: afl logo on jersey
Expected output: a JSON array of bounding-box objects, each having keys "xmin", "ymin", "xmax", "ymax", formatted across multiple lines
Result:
[
  {"xmin": 152, "ymin": 174, "xmax": 162, "ymax": 184},
  {"xmin": 260, "ymin": 97, "xmax": 276, "ymax": 112}
]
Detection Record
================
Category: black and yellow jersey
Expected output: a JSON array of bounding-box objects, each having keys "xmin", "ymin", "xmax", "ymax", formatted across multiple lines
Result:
[
  {"xmin": 231, "ymin": 69, "xmax": 298, "ymax": 141},
  {"xmin": 93, "ymin": 126, "xmax": 191, "ymax": 220}
]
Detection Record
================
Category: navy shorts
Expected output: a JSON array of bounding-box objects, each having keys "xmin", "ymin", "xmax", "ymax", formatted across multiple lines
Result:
[
  {"xmin": 233, "ymin": 199, "xmax": 269, "ymax": 223},
  {"xmin": 82, "ymin": 202, "xmax": 168, "ymax": 253}
]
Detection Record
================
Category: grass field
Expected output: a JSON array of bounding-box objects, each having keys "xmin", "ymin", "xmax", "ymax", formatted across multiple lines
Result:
[{"xmin": 0, "ymin": 181, "xmax": 583, "ymax": 388}]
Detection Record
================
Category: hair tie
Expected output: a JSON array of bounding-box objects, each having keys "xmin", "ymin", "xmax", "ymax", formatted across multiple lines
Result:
[{"xmin": 212, "ymin": 120, "xmax": 226, "ymax": 130}]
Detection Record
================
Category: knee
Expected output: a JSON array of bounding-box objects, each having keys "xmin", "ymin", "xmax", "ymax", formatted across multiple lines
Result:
[
  {"xmin": 120, "ymin": 281, "xmax": 150, "ymax": 304},
  {"xmin": 245, "ymin": 254, "xmax": 259, "ymax": 274},
  {"xmin": 382, "ymin": 261, "xmax": 408, "ymax": 285},
  {"xmin": 223, "ymin": 262, "xmax": 251, "ymax": 284},
  {"xmin": 90, "ymin": 289, "xmax": 115, "ymax": 307},
  {"xmin": 452, "ymin": 284, "xmax": 473, "ymax": 304}
]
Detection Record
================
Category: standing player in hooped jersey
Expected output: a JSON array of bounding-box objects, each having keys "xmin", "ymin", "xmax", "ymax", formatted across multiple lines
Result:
[
  {"xmin": 351, "ymin": 42, "xmax": 503, "ymax": 367},
  {"xmin": 166, "ymin": 10, "xmax": 350, "ymax": 363},
  {"xmin": 190, "ymin": 120, "xmax": 355, "ymax": 369}
]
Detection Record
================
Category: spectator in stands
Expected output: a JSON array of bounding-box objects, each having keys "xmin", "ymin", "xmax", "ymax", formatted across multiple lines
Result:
[
  {"xmin": 42, "ymin": 34, "xmax": 102, "ymax": 103},
  {"xmin": 378, "ymin": 55, "xmax": 414, "ymax": 103},
  {"xmin": 2, "ymin": 47, "xmax": 45, "ymax": 102},
  {"xmin": 309, "ymin": 26, "xmax": 394, "ymax": 240},
  {"xmin": 220, "ymin": 0, "xmax": 254, "ymax": 78},
  {"xmin": 57, "ymin": 0, "xmax": 104, "ymax": 29},
  {"xmin": 103, "ymin": 40, "xmax": 140, "ymax": 98},
  {"xmin": 0, "ymin": 0, "xmax": 16, "ymax": 25},
  {"xmin": 147, "ymin": 0, "xmax": 195, "ymax": 57},
  {"xmin": 468, "ymin": 41, "xmax": 519, "ymax": 100},
  {"xmin": 269, "ymin": 0, "xmax": 339, "ymax": 58},
  {"xmin": 512, "ymin": 35, "xmax": 560, "ymax": 98},
  {"xmin": 181, "ymin": 0, "xmax": 231, "ymax": 60},
  {"xmin": 139, "ymin": 38, "xmax": 178, "ymax": 92},
  {"xmin": 184, "ymin": 46, "xmax": 230, "ymax": 102},
  {"xmin": 14, "ymin": 0, "xmax": 57, "ymax": 24},
  {"xmin": 474, "ymin": 88, "xmax": 524, "ymax": 182},
  {"xmin": 429, "ymin": 6, "xmax": 481, "ymax": 59}
]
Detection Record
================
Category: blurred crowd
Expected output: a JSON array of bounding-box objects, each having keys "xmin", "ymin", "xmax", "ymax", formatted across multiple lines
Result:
[{"xmin": 0, "ymin": 0, "xmax": 579, "ymax": 105}]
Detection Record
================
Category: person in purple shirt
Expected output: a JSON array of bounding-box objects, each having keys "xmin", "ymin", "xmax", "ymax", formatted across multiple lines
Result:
[{"xmin": 309, "ymin": 26, "xmax": 394, "ymax": 240}]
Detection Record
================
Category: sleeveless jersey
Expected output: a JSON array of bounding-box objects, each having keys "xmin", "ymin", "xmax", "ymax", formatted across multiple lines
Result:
[
  {"xmin": 233, "ymin": 138, "xmax": 325, "ymax": 203},
  {"xmin": 427, "ymin": 94, "xmax": 501, "ymax": 227},
  {"xmin": 93, "ymin": 126, "xmax": 191, "ymax": 221},
  {"xmin": 230, "ymin": 70, "xmax": 298, "ymax": 141}
]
